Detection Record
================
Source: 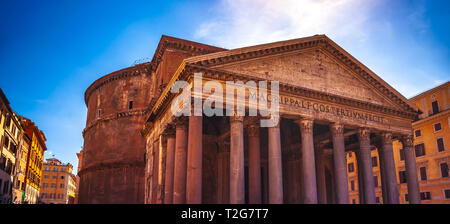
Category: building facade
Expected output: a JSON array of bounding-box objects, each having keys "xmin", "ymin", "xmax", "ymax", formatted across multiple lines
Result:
[
  {"xmin": 393, "ymin": 82, "xmax": 450, "ymax": 203},
  {"xmin": 13, "ymin": 132, "xmax": 30, "ymax": 203},
  {"xmin": 40, "ymin": 158, "xmax": 77, "ymax": 204},
  {"xmin": 20, "ymin": 117, "xmax": 46, "ymax": 204},
  {"xmin": 0, "ymin": 88, "xmax": 23, "ymax": 204},
  {"xmin": 80, "ymin": 35, "xmax": 424, "ymax": 204}
]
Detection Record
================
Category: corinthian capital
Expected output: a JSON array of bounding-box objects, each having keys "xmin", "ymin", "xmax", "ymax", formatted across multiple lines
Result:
[
  {"xmin": 330, "ymin": 123, "xmax": 344, "ymax": 137},
  {"xmin": 401, "ymin": 135, "xmax": 414, "ymax": 148},
  {"xmin": 380, "ymin": 132, "xmax": 393, "ymax": 144},
  {"xmin": 296, "ymin": 118, "xmax": 314, "ymax": 133},
  {"xmin": 357, "ymin": 128, "xmax": 370, "ymax": 141}
]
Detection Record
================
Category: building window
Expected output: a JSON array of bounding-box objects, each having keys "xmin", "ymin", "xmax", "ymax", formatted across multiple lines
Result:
[
  {"xmin": 128, "ymin": 101, "xmax": 133, "ymax": 110},
  {"xmin": 43, "ymin": 183, "xmax": 48, "ymax": 188},
  {"xmin": 399, "ymin": 171, "xmax": 407, "ymax": 183},
  {"xmin": 61, "ymin": 168, "xmax": 66, "ymax": 172},
  {"xmin": 52, "ymin": 176, "xmax": 57, "ymax": 179},
  {"xmin": 44, "ymin": 175, "xmax": 48, "ymax": 179},
  {"xmin": 60, "ymin": 183, "xmax": 64, "ymax": 188},
  {"xmin": 399, "ymin": 148, "xmax": 405, "ymax": 161},
  {"xmin": 348, "ymin": 163, "xmax": 354, "ymax": 173},
  {"xmin": 444, "ymin": 189, "xmax": 450, "ymax": 199},
  {"xmin": 420, "ymin": 192, "xmax": 431, "ymax": 201},
  {"xmin": 414, "ymin": 129, "xmax": 421, "ymax": 138},
  {"xmin": 53, "ymin": 167, "xmax": 58, "ymax": 171},
  {"xmin": 372, "ymin": 157, "xmax": 378, "ymax": 167},
  {"xmin": 60, "ymin": 176, "xmax": 64, "ymax": 180},
  {"xmin": 434, "ymin": 123, "xmax": 442, "ymax": 132},
  {"xmin": 441, "ymin": 163, "xmax": 449, "ymax": 178},
  {"xmin": 352, "ymin": 199, "xmax": 356, "ymax": 204},
  {"xmin": 348, "ymin": 152, "xmax": 352, "ymax": 158},
  {"xmin": 431, "ymin": 100, "xmax": 439, "ymax": 114},
  {"xmin": 437, "ymin": 138, "xmax": 445, "ymax": 152},
  {"xmin": 376, "ymin": 197, "xmax": 380, "ymax": 204},
  {"xmin": 350, "ymin": 180, "xmax": 355, "ymax": 191},
  {"xmin": 374, "ymin": 176, "xmax": 378, "ymax": 187},
  {"xmin": 419, "ymin": 167, "xmax": 427, "ymax": 181},
  {"xmin": 405, "ymin": 194, "xmax": 409, "ymax": 202},
  {"xmin": 415, "ymin": 143, "xmax": 426, "ymax": 157}
]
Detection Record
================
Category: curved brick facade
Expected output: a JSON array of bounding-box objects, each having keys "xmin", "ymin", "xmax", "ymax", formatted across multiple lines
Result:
[{"xmin": 79, "ymin": 63, "xmax": 152, "ymax": 204}]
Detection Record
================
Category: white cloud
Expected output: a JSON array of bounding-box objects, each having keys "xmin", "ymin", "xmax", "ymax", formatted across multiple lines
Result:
[{"xmin": 194, "ymin": 0, "xmax": 378, "ymax": 48}]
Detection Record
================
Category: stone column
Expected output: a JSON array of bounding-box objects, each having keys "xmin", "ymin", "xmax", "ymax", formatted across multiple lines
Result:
[
  {"xmin": 268, "ymin": 120, "xmax": 283, "ymax": 204},
  {"xmin": 173, "ymin": 118, "xmax": 188, "ymax": 204},
  {"xmin": 186, "ymin": 115, "xmax": 202, "ymax": 204},
  {"xmin": 164, "ymin": 127, "xmax": 176, "ymax": 204},
  {"xmin": 357, "ymin": 128, "xmax": 376, "ymax": 204},
  {"xmin": 380, "ymin": 132, "xmax": 400, "ymax": 204},
  {"xmin": 157, "ymin": 134, "xmax": 167, "ymax": 204},
  {"xmin": 248, "ymin": 121, "xmax": 262, "ymax": 204},
  {"xmin": 401, "ymin": 135, "xmax": 421, "ymax": 204},
  {"xmin": 296, "ymin": 118, "xmax": 317, "ymax": 204},
  {"xmin": 330, "ymin": 123, "xmax": 349, "ymax": 204},
  {"xmin": 217, "ymin": 142, "xmax": 230, "ymax": 204},
  {"xmin": 230, "ymin": 116, "xmax": 245, "ymax": 204}
]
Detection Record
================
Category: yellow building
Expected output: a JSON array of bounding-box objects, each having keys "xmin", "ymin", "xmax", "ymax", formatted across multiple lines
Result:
[
  {"xmin": 21, "ymin": 117, "xmax": 46, "ymax": 204},
  {"xmin": 393, "ymin": 82, "xmax": 450, "ymax": 203},
  {"xmin": 13, "ymin": 132, "xmax": 30, "ymax": 203},
  {"xmin": 346, "ymin": 82, "xmax": 450, "ymax": 204},
  {"xmin": 40, "ymin": 158, "xmax": 77, "ymax": 204}
]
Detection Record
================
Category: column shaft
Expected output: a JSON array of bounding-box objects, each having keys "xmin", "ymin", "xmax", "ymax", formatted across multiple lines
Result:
[
  {"xmin": 230, "ymin": 116, "xmax": 245, "ymax": 204},
  {"xmin": 186, "ymin": 115, "xmax": 202, "ymax": 204},
  {"xmin": 330, "ymin": 123, "xmax": 349, "ymax": 204},
  {"xmin": 380, "ymin": 132, "xmax": 400, "ymax": 204},
  {"xmin": 357, "ymin": 128, "xmax": 376, "ymax": 204},
  {"xmin": 248, "ymin": 124, "xmax": 262, "ymax": 204},
  {"xmin": 298, "ymin": 119, "xmax": 318, "ymax": 204},
  {"xmin": 268, "ymin": 122, "xmax": 283, "ymax": 204},
  {"xmin": 173, "ymin": 120, "xmax": 188, "ymax": 204},
  {"xmin": 402, "ymin": 135, "xmax": 421, "ymax": 204},
  {"xmin": 164, "ymin": 133, "xmax": 176, "ymax": 204}
]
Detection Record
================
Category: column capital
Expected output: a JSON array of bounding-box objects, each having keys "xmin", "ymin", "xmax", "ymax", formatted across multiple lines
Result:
[
  {"xmin": 163, "ymin": 124, "xmax": 176, "ymax": 138},
  {"xmin": 380, "ymin": 132, "xmax": 393, "ymax": 144},
  {"xmin": 247, "ymin": 125, "xmax": 260, "ymax": 137},
  {"xmin": 357, "ymin": 128, "xmax": 371, "ymax": 141},
  {"xmin": 174, "ymin": 117, "xmax": 188, "ymax": 130},
  {"xmin": 400, "ymin": 135, "xmax": 414, "ymax": 148},
  {"xmin": 295, "ymin": 118, "xmax": 314, "ymax": 133},
  {"xmin": 230, "ymin": 115, "xmax": 244, "ymax": 123},
  {"xmin": 330, "ymin": 123, "xmax": 344, "ymax": 137}
]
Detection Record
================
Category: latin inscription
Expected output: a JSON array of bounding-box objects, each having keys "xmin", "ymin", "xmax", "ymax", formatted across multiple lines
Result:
[{"xmin": 250, "ymin": 92, "xmax": 385, "ymax": 124}]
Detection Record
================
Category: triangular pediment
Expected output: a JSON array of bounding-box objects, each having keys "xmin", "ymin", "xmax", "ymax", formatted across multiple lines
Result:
[
  {"xmin": 214, "ymin": 49, "xmax": 397, "ymax": 109},
  {"xmin": 184, "ymin": 35, "xmax": 417, "ymax": 112}
]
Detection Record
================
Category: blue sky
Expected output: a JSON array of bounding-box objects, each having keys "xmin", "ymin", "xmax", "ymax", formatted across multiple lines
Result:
[{"xmin": 0, "ymin": 0, "xmax": 448, "ymax": 173}]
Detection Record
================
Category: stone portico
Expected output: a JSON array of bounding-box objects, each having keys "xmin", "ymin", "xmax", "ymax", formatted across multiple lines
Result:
[{"xmin": 142, "ymin": 35, "xmax": 420, "ymax": 204}]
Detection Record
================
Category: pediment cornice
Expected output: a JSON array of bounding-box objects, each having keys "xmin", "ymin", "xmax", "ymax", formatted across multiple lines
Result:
[{"xmin": 146, "ymin": 64, "xmax": 418, "ymax": 123}]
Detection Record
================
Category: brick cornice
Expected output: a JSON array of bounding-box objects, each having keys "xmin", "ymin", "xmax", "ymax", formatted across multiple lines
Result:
[
  {"xmin": 78, "ymin": 160, "xmax": 145, "ymax": 176},
  {"xmin": 84, "ymin": 63, "xmax": 150, "ymax": 106},
  {"xmin": 83, "ymin": 109, "xmax": 149, "ymax": 138}
]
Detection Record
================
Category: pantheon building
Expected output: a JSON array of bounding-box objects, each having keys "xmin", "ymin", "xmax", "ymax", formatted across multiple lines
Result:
[{"xmin": 79, "ymin": 35, "xmax": 421, "ymax": 204}]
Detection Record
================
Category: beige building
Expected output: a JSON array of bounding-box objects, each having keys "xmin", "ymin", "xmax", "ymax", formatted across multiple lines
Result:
[
  {"xmin": 40, "ymin": 158, "xmax": 77, "ymax": 204},
  {"xmin": 0, "ymin": 88, "xmax": 23, "ymax": 204}
]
